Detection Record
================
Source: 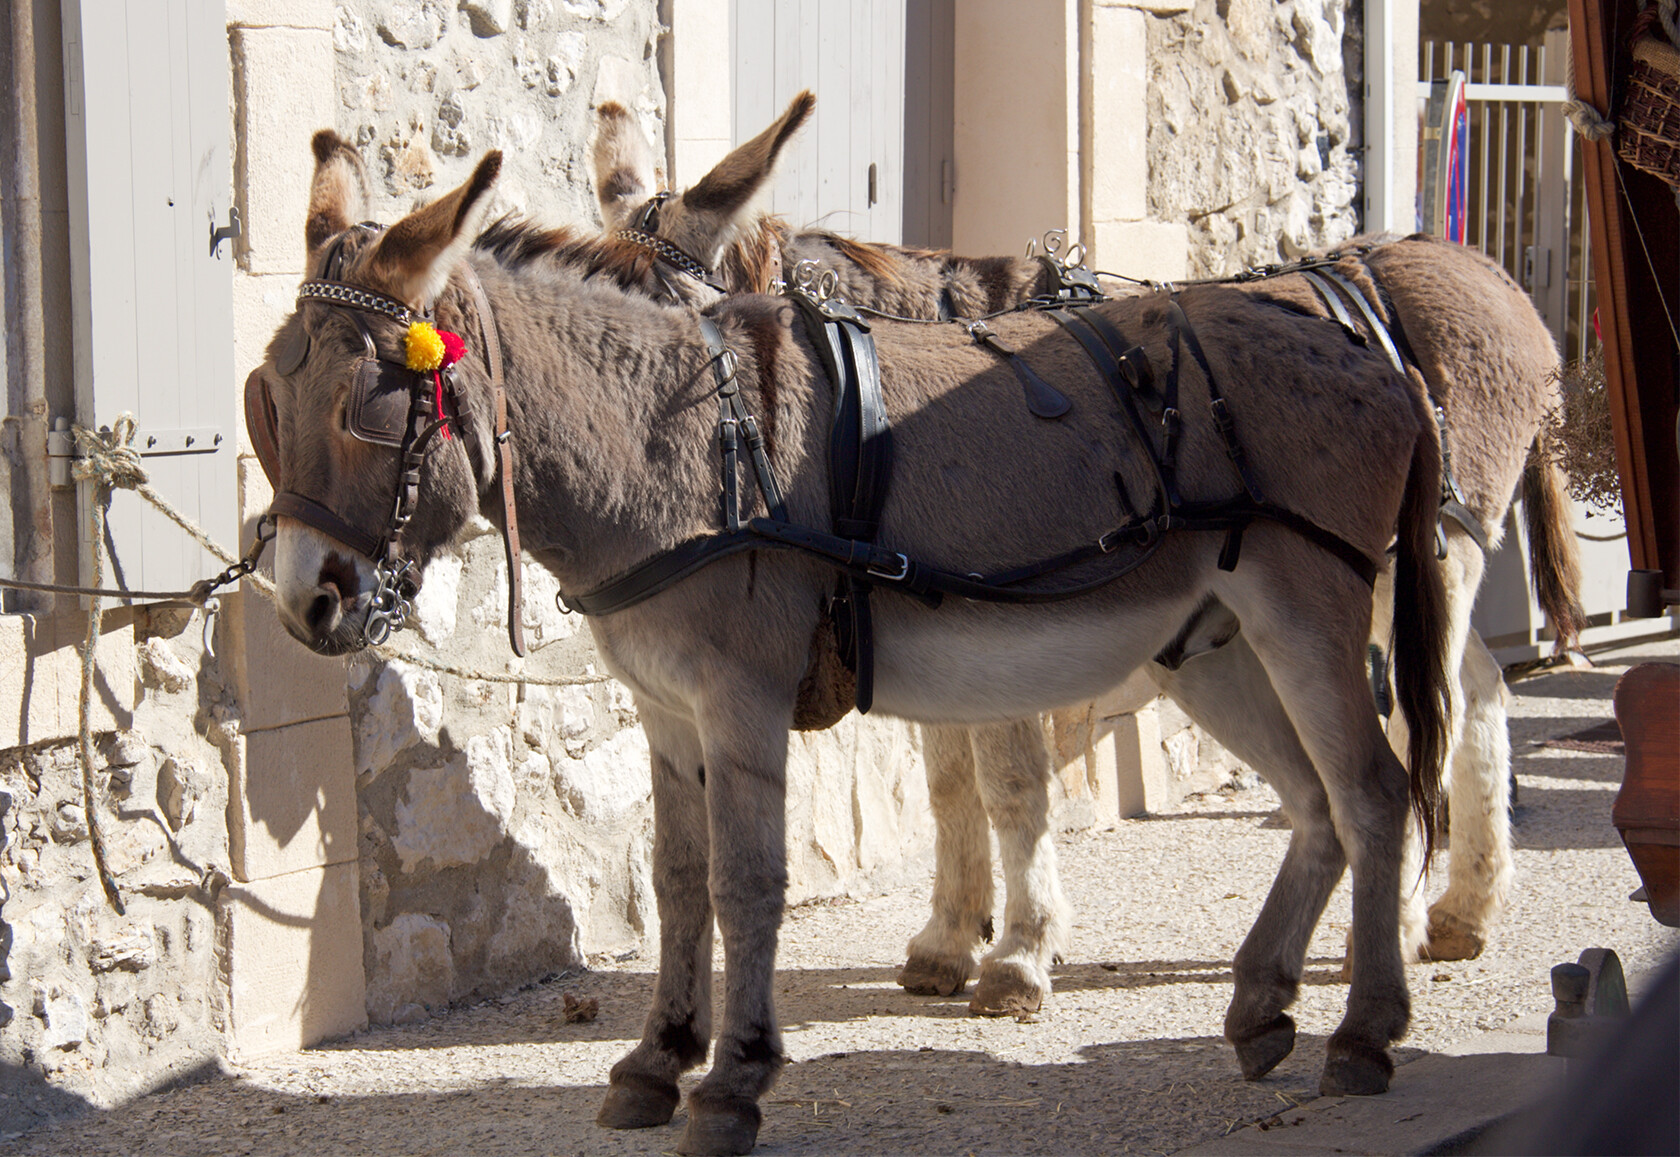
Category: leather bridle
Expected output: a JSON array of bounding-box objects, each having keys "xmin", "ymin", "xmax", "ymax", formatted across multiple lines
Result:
[{"xmin": 244, "ymin": 227, "xmax": 526, "ymax": 655}]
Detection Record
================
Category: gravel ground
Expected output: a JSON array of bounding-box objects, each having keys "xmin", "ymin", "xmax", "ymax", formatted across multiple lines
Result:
[{"xmin": 8, "ymin": 638, "xmax": 1677, "ymax": 1157}]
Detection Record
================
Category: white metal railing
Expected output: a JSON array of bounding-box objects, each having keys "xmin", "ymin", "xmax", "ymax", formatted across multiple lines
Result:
[{"xmin": 1419, "ymin": 30, "xmax": 1595, "ymax": 364}]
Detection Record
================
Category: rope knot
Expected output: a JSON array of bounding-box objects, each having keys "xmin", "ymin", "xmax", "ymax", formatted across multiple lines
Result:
[{"xmin": 71, "ymin": 413, "xmax": 148, "ymax": 492}]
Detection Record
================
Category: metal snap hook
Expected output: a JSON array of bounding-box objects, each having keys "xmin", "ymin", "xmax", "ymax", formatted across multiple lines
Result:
[{"xmin": 201, "ymin": 597, "xmax": 221, "ymax": 661}]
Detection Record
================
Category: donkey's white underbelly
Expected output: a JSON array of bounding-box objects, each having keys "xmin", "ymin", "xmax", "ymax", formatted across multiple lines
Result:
[{"xmin": 867, "ymin": 590, "xmax": 1200, "ymax": 724}]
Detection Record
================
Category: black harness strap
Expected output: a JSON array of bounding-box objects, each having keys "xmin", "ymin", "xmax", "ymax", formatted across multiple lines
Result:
[
  {"xmin": 554, "ymin": 277, "xmax": 1389, "ymax": 682},
  {"xmin": 1167, "ymin": 301, "xmax": 1265, "ymax": 505},
  {"xmin": 699, "ymin": 316, "xmax": 787, "ymax": 531},
  {"xmin": 1300, "ymin": 269, "xmax": 1368, "ymax": 346},
  {"xmin": 790, "ymin": 294, "xmax": 893, "ymax": 713},
  {"xmin": 966, "ymin": 320, "xmax": 1072, "ymax": 419},
  {"xmin": 1317, "ymin": 265, "xmax": 1494, "ymax": 557}
]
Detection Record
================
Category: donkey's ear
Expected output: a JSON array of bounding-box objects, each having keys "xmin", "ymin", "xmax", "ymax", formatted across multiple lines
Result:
[
  {"xmin": 306, "ymin": 130, "xmax": 371, "ymax": 257},
  {"xmin": 591, "ymin": 101, "xmax": 660, "ymax": 231},
  {"xmin": 657, "ymin": 90, "xmax": 813, "ymax": 265},
  {"xmin": 360, "ymin": 151, "xmax": 502, "ymax": 307}
]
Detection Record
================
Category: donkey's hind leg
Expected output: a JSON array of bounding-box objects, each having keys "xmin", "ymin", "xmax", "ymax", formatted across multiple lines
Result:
[
  {"xmin": 899, "ymin": 725, "xmax": 995, "ymax": 997},
  {"xmin": 1151, "ymin": 627, "xmax": 1345, "ymax": 1082},
  {"xmin": 600, "ymin": 706, "xmax": 713, "ymax": 1131},
  {"xmin": 1375, "ymin": 534, "xmax": 1503, "ymax": 962},
  {"xmin": 1426, "ymin": 630, "xmax": 1512, "ymax": 959},
  {"xmin": 968, "ymin": 718, "xmax": 1071, "ymax": 1017},
  {"xmin": 1224, "ymin": 560, "xmax": 1415, "ymax": 1098}
]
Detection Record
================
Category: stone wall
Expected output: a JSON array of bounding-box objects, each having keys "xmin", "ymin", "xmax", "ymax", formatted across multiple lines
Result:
[
  {"xmin": 1145, "ymin": 0, "xmax": 1361, "ymax": 276},
  {"xmin": 0, "ymin": 609, "xmax": 232, "ymax": 1133}
]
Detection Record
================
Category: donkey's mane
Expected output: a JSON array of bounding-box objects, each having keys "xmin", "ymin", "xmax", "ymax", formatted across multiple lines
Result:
[
  {"xmin": 716, "ymin": 215, "xmax": 789, "ymax": 293},
  {"xmin": 474, "ymin": 215, "xmax": 662, "ymax": 289},
  {"xmin": 823, "ymin": 234, "xmax": 947, "ymax": 285}
]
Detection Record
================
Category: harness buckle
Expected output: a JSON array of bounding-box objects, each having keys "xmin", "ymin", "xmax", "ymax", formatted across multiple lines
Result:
[
  {"xmin": 712, "ymin": 347, "xmax": 739, "ymax": 385},
  {"xmin": 866, "ymin": 551, "xmax": 910, "ymax": 582}
]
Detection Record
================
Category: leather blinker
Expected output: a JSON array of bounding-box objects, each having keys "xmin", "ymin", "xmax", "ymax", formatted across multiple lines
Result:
[{"xmin": 348, "ymin": 356, "xmax": 420, "ymax": 447}]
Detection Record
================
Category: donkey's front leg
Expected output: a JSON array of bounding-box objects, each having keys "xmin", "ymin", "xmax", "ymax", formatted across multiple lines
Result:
[
  {"xmin": 679, "ymin": 706, "xmax": 792, "ymax": 1156},
  {"xmin": 969, "ymin": 719, "xmax": 1070, "ymax": 1017},
  {"xmin": 900, "ymin": 724, "xmax": 995, "ymax": 997},
  {"xmin": 600, "ymin": 707, "xmax": 713, "ymax": 1131}
]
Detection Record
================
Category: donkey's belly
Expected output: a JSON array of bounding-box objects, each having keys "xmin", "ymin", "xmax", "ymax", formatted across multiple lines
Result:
[{"xmin": 867, "ymin": 585, "xmax": 1202, "ymax": 724}]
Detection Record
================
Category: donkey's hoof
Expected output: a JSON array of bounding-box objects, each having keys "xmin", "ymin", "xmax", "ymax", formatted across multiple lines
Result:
[
  {"xmin": 1424, "ymin": 909, "xmax": 1487, "ymax": 961},
  {"xmin": 1320, "ymin": 1039, "xmax": 1394, "ymax": 1097},
  {"xmin": 898, "ymin": 954, "xmax": 971, "ymax": 997},
  {"xmin": 678, "ymin": 1094, "xmax": 762, "ymax": 1156},
  {"xmin": 597, "ymin": 1073, "xmax": 680, "ymax": 1129},
  {"xmin": 1230, "ymin": 1013, "xmax": 1296, "ymax": 1080},
  {"xmin": 969, "ymin": 962, "xmax": 1045, "ymax": 1017}
]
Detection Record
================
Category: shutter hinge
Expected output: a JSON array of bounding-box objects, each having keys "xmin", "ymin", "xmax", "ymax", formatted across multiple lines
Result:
[{"xmin": 210, "ymin": 207, "xmax": 242, "ymax": 258}]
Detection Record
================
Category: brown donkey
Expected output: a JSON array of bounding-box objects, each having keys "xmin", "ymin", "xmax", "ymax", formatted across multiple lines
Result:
[
  {"xmin": 592, "ymin": 93, "xmax": 1583, "ymax": 1010},
  {"xmin": 258, "ymin": 138, "xmax": 1452, "ymax": 1154}
]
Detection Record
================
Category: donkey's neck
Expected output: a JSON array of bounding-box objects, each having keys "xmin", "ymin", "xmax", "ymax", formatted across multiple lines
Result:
[{"xmin": 460, "ymin": 254, "xmax": 728, "ymax": 594}]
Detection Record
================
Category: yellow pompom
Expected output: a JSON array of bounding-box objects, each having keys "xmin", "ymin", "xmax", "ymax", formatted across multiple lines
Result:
[{"xmin": 406, "ymin": 321, "xmax": 445, "ymax": 372}]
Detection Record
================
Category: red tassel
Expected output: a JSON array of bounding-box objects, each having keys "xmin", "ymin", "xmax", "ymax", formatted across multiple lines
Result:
[
  {"xmin": 438, "ymin": 329, "xmax": 467, "ymax": 367},
  {"xmin": 434, "ymin": 370, "xmax": 452, "ymax": 440}
]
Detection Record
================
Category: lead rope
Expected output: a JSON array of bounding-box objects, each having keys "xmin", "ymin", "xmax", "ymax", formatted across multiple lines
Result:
[{"xmin": 19, "ymin": 412, "xmax": 603, "ymax": 914}]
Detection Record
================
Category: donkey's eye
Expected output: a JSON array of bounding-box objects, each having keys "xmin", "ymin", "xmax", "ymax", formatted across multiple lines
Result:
[{"xmin": 336, "ymin": 405, "xmax": 350, "ymax": 433}]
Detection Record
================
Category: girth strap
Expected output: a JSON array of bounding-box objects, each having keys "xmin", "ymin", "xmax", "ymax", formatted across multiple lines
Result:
[{"xmin": 794, "ymin": 295, "xmax": 892, "ymax": 714}]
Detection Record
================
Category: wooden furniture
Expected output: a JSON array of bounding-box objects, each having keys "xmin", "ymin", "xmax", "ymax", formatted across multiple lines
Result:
[
  {"xmin": 1612, "ymin": 662, "xmax": 1680, "ymax": 926},
  {"xmin": 1566, "ymin": 0, "xmax": 1680, "ymax": 616}
]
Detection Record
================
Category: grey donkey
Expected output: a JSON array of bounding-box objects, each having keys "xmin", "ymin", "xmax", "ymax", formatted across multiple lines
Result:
[
  {"xmin": 260, "ymin": 131, "xmax": 1454, "ymax": 1152},
  {"xmin": 591, "ymin": 92, "xmax": 1586, "ymax": 1015}
]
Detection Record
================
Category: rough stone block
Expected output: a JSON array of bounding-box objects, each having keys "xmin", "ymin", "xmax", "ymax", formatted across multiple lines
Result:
[
  {"xmin": 1106, "ymin": 701, "xmax": 1171, "ymax": 818},
  {"xmin": 459, "ymin": 0, "xmax": 514, "ymax": 36},
  {"xmin": 224, "ymin": 860, "xmax": 367, "ymax": 1057},
  {"xmin": 1096, "ymin": 0, "xmax": 1191, "ymax": 11},
  {"xmin": 226, "ymin": 0, "xmax": 335, "ymax": 28},
  {"xmin": 223, "ymin": 595, "xmax": 349, "ymax": 737},
  {"xmin": 367, "ymin": 913, "xmax": 454, "ymax": 1023},
  {"xmin": 0, "ymin": 614, "xmax": 137, "ymax": 750},
  {"xmin": 229, "ymin": 716, "xmax": 358, "ymax": 882},
  {"xmin": 1091, "ymin": 5, "xmax": 1147, "ymax": 223},
  {"xmin": 232, "ymin": 27, "xmax": 338, "ymax": 276},
  {"xmin": 1092, "ymin": 220, "xmax": 1188, "ymax": 282}
]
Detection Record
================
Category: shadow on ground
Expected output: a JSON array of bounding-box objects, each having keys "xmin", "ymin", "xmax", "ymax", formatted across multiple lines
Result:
[{"xmin": 0, "ymin": 1028, "xmax": 1432, "ymax": 1157}]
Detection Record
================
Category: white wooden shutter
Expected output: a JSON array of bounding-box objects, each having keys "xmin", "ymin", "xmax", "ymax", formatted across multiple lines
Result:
[
  {"xmin": 60, "ymin": 0, "xmax": 235, "ymax": 596},
  {"xmin": 731, "ymin": 0, "xmax": 906, "ymax": 244}
]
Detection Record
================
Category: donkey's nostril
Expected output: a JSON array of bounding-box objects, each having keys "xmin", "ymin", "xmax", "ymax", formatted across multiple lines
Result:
[{"xmin": 304, "ymin": 590, "xmax": 341, "ymax": 635}]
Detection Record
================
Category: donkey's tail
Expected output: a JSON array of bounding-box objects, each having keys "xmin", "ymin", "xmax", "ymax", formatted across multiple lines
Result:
[
  {"xmin": 1393, "ymin": 390, "xmax": 1453, "ymax": 860},
  {"xmin": 1522, "ymin": 439, "xmax": 1588, "ymax": 654}
]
